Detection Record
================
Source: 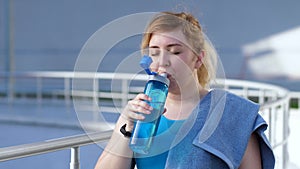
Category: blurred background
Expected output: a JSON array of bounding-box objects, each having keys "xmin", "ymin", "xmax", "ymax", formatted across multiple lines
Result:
[
  {"xmin": 0, "ymin": 0, "xmax": 299, "ymax": 169},
  {"xmin": 1, "ymin": 0, "xmax": 300, "ymax": 88}
]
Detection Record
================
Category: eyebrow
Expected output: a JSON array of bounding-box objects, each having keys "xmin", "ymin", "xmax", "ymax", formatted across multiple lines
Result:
[{"xmin": 149, "ymin": 43, "xmax": 183, "ymax": 49}]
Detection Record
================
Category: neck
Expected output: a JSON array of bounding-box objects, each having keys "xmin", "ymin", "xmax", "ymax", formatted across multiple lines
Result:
[
  {"xmin": 166, "ymin": 86, "xmax": 208, "ymax": 104},
  {"xmin": 164, "ymin": 86, "xmax": 208, "ymax": 120}
]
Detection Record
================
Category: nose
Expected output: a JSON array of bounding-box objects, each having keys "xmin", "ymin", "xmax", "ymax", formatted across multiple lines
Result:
[{"xmin": 159, "ymin": 50, "xmax": 171, "ymax": 67}]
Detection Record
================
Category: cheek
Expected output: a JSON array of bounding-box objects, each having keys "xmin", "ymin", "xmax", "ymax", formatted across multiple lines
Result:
[
  {"xmin": 171, "ymin": 56, "xmax": 194, "ymax": 71},
  {"xmin": 172, "ymin": 63, "xmax": 196, "ymax": 85},
  {"xmin": 171, "ymin": 62, "xmax": 189, "ymax": 80}
]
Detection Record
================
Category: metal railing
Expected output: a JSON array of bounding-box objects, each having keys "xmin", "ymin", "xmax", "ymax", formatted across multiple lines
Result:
[
  {"xmin": 0, "ymin": 131, "xmax": 113, "ymax": 169},
  {"xmin": 0, "ymin": 71, "xmax": 297, "ymax": 169}
]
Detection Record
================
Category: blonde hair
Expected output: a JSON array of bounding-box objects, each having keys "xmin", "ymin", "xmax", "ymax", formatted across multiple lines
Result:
[{"xmin": 141, "ymin": 12, "xmax": 217, "ymax": 88}]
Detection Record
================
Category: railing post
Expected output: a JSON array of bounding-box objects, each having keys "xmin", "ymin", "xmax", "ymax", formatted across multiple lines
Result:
[
  {"xmin": 121, "ymin": 79, "xmax": 128, "ymax": 108},
  {"xmin": 36, "ymin": 77, "xmax": 42, "ymax": 103},
  {"xmin": 7, "ymin": 72, "xmax": 14, "ymax": 103},
  {"xmin": 268, "ymin": 107, "xmax": 272, "ymax": 145},
  {"xmin": 243, "ymin": 86, "xmax": 248, "ymax": 98},
  {"xmin": 6, "ymin": 0, "xmax": 15, "ymax": 104},
  {"xmin": 64, "ymin": 77, "xmax": 71, "ymax": 106},
  {"xmin": 259, "ymin": 89, "xmax": 265, "ymax": 105},
  {"xmin": 282, "ymin": 102, "xmax": 289, "ymax": 169},
  {"xmin": 70, "ymin": 147, "xmax": 80, "ymax": 169},
  {"xmin": 93, "ymin": 78, "xmax": 99, "ymax": 121}
]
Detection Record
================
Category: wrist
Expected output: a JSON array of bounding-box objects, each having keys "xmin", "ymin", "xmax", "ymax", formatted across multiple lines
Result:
[
  {"xmin": 125, "ymin": 123, "xmax": 134, "ymax": 132},
  {"xmin": 120, "ymin": 124, "xmax": 133, "ymax": 138}
]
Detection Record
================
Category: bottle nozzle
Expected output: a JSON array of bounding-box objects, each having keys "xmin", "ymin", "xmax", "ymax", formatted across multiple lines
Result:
[{"xmin": 140, "ymin": 55, "xmax": 157, "ymax": 75}]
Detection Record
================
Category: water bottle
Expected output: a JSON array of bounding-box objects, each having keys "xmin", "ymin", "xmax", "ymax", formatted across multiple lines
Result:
[{"xmin": 129, "ymin": 56, "xmax": 170, "ymax": 154}]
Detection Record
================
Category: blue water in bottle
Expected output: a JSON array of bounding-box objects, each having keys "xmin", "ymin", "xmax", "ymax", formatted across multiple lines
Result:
[{"xmin": 129, "ymin": 56, "xmax": 169, "ymax": 154}]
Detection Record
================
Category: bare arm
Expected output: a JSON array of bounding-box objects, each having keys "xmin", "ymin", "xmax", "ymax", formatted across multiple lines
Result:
[
  {"xmin": 94, "ymin": 116, "xmax": 134, "ymax": 169},
  {"xmin": 239, "ymin": 133, "xmax": 262, "ymax": 169},
  {"xmin": 94, "ymin": 94, "xmax": 152, "ymax": 169}
]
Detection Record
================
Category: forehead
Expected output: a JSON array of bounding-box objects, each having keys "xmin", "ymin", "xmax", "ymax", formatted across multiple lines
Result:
[{"xmin": 149, "ymin": 29, "xmax": 189, "ymax": 47}]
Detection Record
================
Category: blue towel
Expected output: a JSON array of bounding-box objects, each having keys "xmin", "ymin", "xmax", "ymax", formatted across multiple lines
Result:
[{"xmin": 165, "ymin": 89, "xmax": 275, "ymax": 169}]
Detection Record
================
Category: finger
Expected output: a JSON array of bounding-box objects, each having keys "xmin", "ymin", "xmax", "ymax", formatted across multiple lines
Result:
[
  {"xmin": 121, "ymin": 93, "xmax": 153, "ymax": 122},
  {"xmin": 128, "ymin": 101, "xmax": 152, "ymax": 115},
  {"xmin": 135, "ymin": 93, "xmax": 151, "ymax": 101},
  {"xmin": 121, "ymin": 108, "xmax": 144, "ymax": 122},
  {"xmin": 122, "ymin": 103, "xmax": 147, "ymax": 121},
  {"xmin": 127, "ymin": 111, "xmax": 145, "ymax": 121},
  {"xmin": 130, "ymin": 99, "xmax": 152, "ymax": 112}
]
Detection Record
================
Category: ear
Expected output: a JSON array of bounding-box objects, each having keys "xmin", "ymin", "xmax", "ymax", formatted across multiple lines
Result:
[{"xmin": 194, "ymin": 50, "xmax": 205, "ymax": 69}]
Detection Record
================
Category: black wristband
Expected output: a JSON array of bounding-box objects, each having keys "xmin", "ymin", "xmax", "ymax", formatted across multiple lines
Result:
[{"xmin": 120, "ymin": 124, "xmax": 132, "ymax": 138}]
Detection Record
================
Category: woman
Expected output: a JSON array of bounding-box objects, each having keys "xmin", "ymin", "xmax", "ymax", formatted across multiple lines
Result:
[{"xmin": 94, "ymin": 12, "xmax": 275, "ymax": 169}]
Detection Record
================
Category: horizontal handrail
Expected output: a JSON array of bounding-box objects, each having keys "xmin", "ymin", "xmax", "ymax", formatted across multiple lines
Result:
[
  {"xmin": 0, "ymin": 71, "xmax": 292, "ymax": 103},
  {"xmin": 0, "ymin": 71, "xmax": 149, "ymax": 80},
  {"xmin": 0, "ymin": 130, "xmax": 113, "ymax": 162},
  {"xmin": 0, "ymin": 71, "xmax": 292, "ymax": 102}
]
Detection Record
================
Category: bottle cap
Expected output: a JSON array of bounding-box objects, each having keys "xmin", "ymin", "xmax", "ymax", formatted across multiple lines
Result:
[{"xmin": 149, "ymin": 74, "xmax": 170, "ymax": 86}]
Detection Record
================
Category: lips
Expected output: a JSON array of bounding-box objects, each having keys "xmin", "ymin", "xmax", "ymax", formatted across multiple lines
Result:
[
  {"xmin": 163, "ymin": 72, "xmax": 174, "ymax": 81},
  {"xmin": 157, "ymin": 71, "xmax": 174, "ymax": 82}
]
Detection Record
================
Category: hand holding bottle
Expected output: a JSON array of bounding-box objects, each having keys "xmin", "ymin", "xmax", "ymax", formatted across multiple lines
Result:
[{"xmin": 121, "ymin": 93, "xmax": 153, "ymax": 131}]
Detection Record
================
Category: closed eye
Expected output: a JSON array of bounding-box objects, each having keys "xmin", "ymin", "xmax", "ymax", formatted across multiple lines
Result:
[
  {"xmin": 168, "ymin": 48, "xmax": 182, "ymax": 55},
  {"xmin": 149, "ymin": 48, "xmax": 160, "ymax": 57},
  {"xmin": 171, "ymin": 51, "xmax": 181, "ymax": 55},
  {"xmin": 167, "ymin": 44, "xmax": 183, "ymax": 55}
]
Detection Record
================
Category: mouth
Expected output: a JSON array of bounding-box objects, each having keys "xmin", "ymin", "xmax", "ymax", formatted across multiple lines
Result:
[
  {"xmin": 159, "ymin": 72, "xmax": 172, "ymax": 79},
  {"xmin": 166, "ymin": 73, "xmax": 172, "ymax": 79}
]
